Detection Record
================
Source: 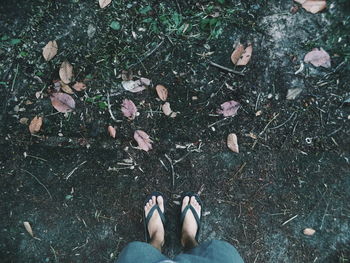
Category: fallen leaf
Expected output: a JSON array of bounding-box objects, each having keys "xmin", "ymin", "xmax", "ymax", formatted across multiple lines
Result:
[
  {"xmin": 227, "ymin": 133, "xmax": 239, "ymax": 153},
  {"xmin": 231, "ymin": 44, "xmax": 245, "ymax": 65},
  {"xmin": 50, "ymin": 93, "xmax": 75, "ymax": 113},
  {"xmin": 42, "ymin": 40, "xmax": 58, "ymax": 61},
  {"xmin": 301, "ymin": 0, "xmax": 326, "ymax": 14},
  {"xmin": 134, "ymin": 130, "xmax": 152, "ymax": 152},
  {"xmin": 122, "ymin": 80, "xmax": 146, "ymax": 93},
  {"xmin": 295, "ymin": 0, "xmax": 307, "ymax": 4},
  {"xmin": 59, "ymin": 61, "xmax": 73, "ymax": 84},
  {"xmin": 237, "ymin": 44, "xmax": 253, "ymax": 66},
  {"xmin": 162, "ymin": 102, "xmax": 177, "ymax": 118},
  {"xmin": 121, "ymin": 99, "xmax": 138, "ymax": 120},
  {"xmin": 303, "ymin": 228, "xmax": 316, "ymax": 236},
  {"xmin": 217, "ymin": 100, "xmax": 240, "ymax": 117},
  {"xmin": 72, "ymin": 82, "xmax": 86, "ymax": 91},
  {"xmin": 286, "ymin": 88, "xmax": 302, "ymax": 100},
  {"xmin": 29, "ymin": 116, "xmax": 43, "ymax": 134},
  {"xmin": 156, "ymin": 84, "xmax": 168, "ymax": 101},
  {"xmin": 23, "ymin": 221, "xmax": 34, "ymax": 237},
  {"xmin": 20, "ymin": 117, "xmax": 29, "ymax": 125},
  {"xmin": 61, "ymin": 83, "xmax": 74, "ymax": 94},
  {"xmin": 304, "ymin": 48, "xmax": 331, "ymax": 68},
  {"xmin": 108, "ymin": 126, "xmax": 116, "ymax": 138},
  {"xmin": 99, "ymin": 0, "xmax": 111, "ymax": 8},
  {"xmin": 140, "ymin": 77, "xmax": 151, "ymax": 86}
]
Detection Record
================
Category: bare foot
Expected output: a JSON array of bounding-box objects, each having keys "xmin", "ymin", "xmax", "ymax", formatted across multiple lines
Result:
[
  {"xmin": 181, "ymin": 196, "xmax": 201, "ymax": 248},
  {"xmin": 144, "ymin": 195, "xmax": 165, "ymax": 250}
]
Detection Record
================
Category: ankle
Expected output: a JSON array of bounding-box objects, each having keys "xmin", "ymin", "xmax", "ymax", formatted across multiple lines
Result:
[{"xmin": 181, "ymin": 233, "xmax": 198, "ymax": 250}]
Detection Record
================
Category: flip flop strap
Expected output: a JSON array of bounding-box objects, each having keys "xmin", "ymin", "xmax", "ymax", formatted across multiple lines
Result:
[
  {"xmin": 145, "ymin": 205, "xmax": 165, "ymax": 226},
  {"xmin": 180, "ymin": 205, "xmax": 201, "ymax": 227}
]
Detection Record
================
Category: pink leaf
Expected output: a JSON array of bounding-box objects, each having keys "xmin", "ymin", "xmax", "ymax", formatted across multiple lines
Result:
[
  {"xmin": 134, "ymin": 130, "xmax": 153, "ymax": 152},
  {"xmin": 72, "ymin": 82, "xmax": 86, "ymax": 91},
  {"xmin": 140, "ymin": 77, "xmax": 151, "ymax": 86},
  {"xmin": 122, "ymin": 80, "xmax": 146, "ymax": 93},
  {"xmin": 108, "ymin": 125, "xmax": 116, "ymax": 138},
  {"xmin": 121, "ymin": 99, "xmax": 138, "ymax": 120},
  {"xmin": 217, "ymin": 100, "xmax": 240, "ymax": 117},
  {"xmin": 304, "ymin": 48, "xmax": 331, "ymax": 68},
  {"xmin": 50, "ymin": 92, "xmax": 75, "ymax": 113}
]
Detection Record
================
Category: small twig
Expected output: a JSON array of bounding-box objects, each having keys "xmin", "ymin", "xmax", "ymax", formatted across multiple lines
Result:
[
  {"xmin": 320, "ymin": 203, "xmax": 329, "ymax": 230},
  {"xmin": 282, "ymin": 214, "xmax": 298, "ymax": 226},
  {"xmin": 21, "ymin": 169, "xmax": 52, "ymax": 200},
  {"xmin": 107, "ymin": 92, "xmax": 120, "ymax": 123},
  {"xmin": 128, "ymin": 40, "xmax": 164, "ymax": 68},
  {"xmin": 65, "ymin": 161, "xmax": 87, "ymax": 180},
  {"xmin": 164, "ymin": 154, "xmax": 175, "ymax": 188},
  {"xmin": 259, "ymin": 113, "xmax": 280, "ymax": 136},
  {"xmin": 270, "ymin": 112, "xmax": 296, "ymax": 130},
  {"xmin": 208, "ymin": 117, "xmax": 228, "ymax": 128},
  {"xmin": 209, "ymin": 61, "xmax": 245, "ymax": 76}
]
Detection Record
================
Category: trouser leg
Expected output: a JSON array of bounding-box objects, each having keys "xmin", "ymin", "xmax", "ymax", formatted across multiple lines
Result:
[{"xmin": 116, "ymin": 241, "xmax": 169, "ymax": 263}]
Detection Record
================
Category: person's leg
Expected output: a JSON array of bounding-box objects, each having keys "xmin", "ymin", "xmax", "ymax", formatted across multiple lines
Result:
[
  {"xmin": 180, "ymin": 196, "xmax": 201, "ymax": 250},
  {"xmin": 145, "ymin": 195, "xmax": 165, "ymax": 251},
  {"xmin": 116, "ymin": 241, "xmax": 169, "ymax": 263},
  {"xmin": 175, "ymin": 195, "xmax": 244, "ymax": 263},
  {"xmin": 116, "ymin": 194, "xmax": 168, "ymax": 263},
  {"xmin": 175, "ymin": 239, "xmax": 244, "ymax": 263}
]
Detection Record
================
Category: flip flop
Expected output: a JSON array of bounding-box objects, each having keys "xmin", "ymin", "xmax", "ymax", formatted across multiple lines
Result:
[
  {"xmin": 143, "ymin": 191, "xmax": 166, "ymax": 242},
  {"xmin": 180, "ymin": 192, "xmax": 203, "ymax": 242}
]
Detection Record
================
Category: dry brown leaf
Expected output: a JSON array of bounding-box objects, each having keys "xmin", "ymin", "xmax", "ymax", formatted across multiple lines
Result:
[
  {"xmin": 99, "ymin": 0, "xmax": 111, "ymax": 8},
  {"xmin": 122, "ymin": 80, "xmax": 147, "ymax": 93},
  {"xmin": 303, "ymin": 228, "xmax": 316, "ymax": 236},
  {"xmin": 50, "ymin": 93, "xmax": 75, "ymax": 113},
  {"xmin": 231, "ymin": 44, "xmax": 245, "ymax": 65},
  {"xmin": 134, "ymin": 130, "xmax": 152, "ymax": 152},
  {"xmin": 108, "ymin": 125, "xmax": 116, "ymax": 138},
  {"xmin": 302, "ymin": 0, "xmax": 326, "ymax": 14},
  {"xmin": 156, "ymin": 85, "xmax": 168, "ymax": 101},
  {"xmin": 42, "ymin": 40, "xmax": 58, "ymax": 61},
  {"xmin": 121, "ymin": 99, "xmax": 138, "ymax": 120},
  {"xmin": 20, "ymin": 117, "xmax": 29, "ymax": 125},
  {"xmin": 59, "ymin": 61, "xmax": 73, "ymax": 84},
  {"xmin": 227, "ymin": 133, "xmax": 239, "ymax": 153},
  {"xmin": 304, "ymin": 48, "xmax": 331, "ymax": 68},
  {"xmin": 23, "ymin": 221, "xmax": 34, "ymax": 237},
  {"xmin": 29, "ymin": 116, "xmax": 43, "ymax": 134},
  {"xmin": 61, "ymin": 83, "xmax": 74, "ymax": 94},
  {"xmin": 72, "ymin": 82, "xmax": 86, "ymax": 91},
  {"xmin": 237, "ymin": 44, "xmax": 253, "ymax": 66}
]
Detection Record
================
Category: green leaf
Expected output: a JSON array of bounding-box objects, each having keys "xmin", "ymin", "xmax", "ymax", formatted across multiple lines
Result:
[
  {"xmin": 98, "ymin": 101, "xmax": 108, "ymax": 109},
  {"xmin": 110, "ymin": 21, "xmax": 121, "ymax": 30},
  {"xmin": 1, "ymin": 35, "xmax": 9, "ymax": 41},
  {"xmin": 10, "ymin": 39, "xmax": 21, "ymax": 45},
  {"xmin": 139, "ymin": 6, "xmax": 152, "ymax": 14},
  {"xmin": 19, "ymin": 51, "xmax": 28, "ymax": 57}
]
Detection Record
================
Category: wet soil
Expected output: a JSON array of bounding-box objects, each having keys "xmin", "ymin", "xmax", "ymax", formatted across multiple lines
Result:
[{"xmin": 1, "ymin": 0, "xmax": 350, "ymax": 262}]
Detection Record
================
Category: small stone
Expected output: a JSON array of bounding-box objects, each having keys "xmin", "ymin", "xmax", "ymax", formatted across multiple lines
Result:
[{"xmin": 267, "ymin": 93, "xmax": 273, "ymax": 99}]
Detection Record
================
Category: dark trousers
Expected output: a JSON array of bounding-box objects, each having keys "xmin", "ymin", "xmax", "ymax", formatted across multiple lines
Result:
[{"xmin": 116, "ymin": 239, "xmax": 244, "ymax": 263}]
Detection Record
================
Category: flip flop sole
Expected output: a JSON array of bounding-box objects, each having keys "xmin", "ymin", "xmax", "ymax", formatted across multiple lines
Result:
[
  {"xmin": 143, "ymin": 191, "xmax": 166, "ymax": 242},
  {"xmin": 180, "ymin": 191, "xmax": 203, "ymax": 241}
]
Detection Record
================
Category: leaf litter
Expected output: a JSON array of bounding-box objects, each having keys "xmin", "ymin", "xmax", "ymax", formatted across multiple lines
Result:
[
  {"xmin": 122, "ymin": 78, "xmax": 150, "ymax": 93},
  {"xmin": 134, "ymin": 130, "xmax": 152, "ymax": 151},
  {"xmin": 294, "ymin": 0, "xmax": 326, "ymax": 14},
  {"xmin": 227, "ymin": 133, "xmax": 239, "ymax": 153},
  {"xmin": 29, "ymin": 116, "xmax": 43, "ymax": 134},
  {"xmin": 108, "ymin": 126, "xmax": 116, "ymax": 138},
  {"xmin": 304, "ymin": 48, "xmax": 331, "ymax": 68},
  {"xmin": 121, "ymin": 99, "xmax": 138, "ymax": 120},
  {"xmin": 217, "ymin": 100, "xmax": 240, "ymax": 117},
  {"xmin": 156, "ymin": 84, "xmax": 168, "ymax": 101},
  {"xmin": 50, "ymin": 93, "xmax": 75, "ymax": 113},
  {"xmin": 72, "ymin": 82, "xmax": 86, "ymax": 91},
  {"xmin": 59, "ymin": 61, "xmax": 73, "ymax": 84},
  {"xmin": 42, "ymin": 40, "xmax": 58, "ymax": 61},
  {"xmin": 162, "ymin": 102, "xmax": 177, "ymax": 118},
  {"xmin": 231, "ymin": 44, "xmax": 253, "ymax": 66}
]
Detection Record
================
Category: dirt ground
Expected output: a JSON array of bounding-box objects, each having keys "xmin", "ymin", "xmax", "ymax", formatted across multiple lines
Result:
[{"xmin": 1, "ymin": 0, "xmax": 350, "ymax": 262}]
